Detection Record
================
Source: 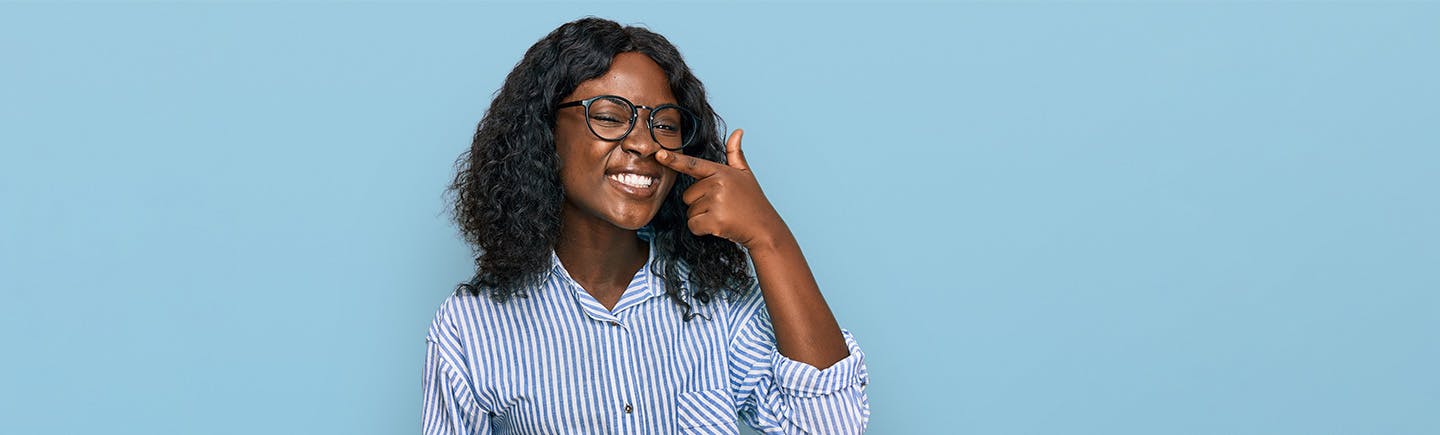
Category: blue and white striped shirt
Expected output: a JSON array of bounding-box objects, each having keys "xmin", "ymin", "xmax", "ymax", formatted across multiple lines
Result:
[{"xmin": 422, "ymin": 230, "xmax": 870, "ymax": 434}]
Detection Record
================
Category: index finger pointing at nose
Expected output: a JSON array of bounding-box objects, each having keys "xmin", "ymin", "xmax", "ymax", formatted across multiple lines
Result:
[{"xmin": 655, "ymin": 149, "xmax": 723, "ymax": 178}]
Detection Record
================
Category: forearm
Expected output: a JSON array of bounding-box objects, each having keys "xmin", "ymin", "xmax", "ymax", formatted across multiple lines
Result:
[{"xmin": 746, "ymin": 220, "xmax": 850, "ymax": 369}]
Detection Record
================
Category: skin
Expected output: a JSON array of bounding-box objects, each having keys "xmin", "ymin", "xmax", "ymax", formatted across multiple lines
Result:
[{"xmin": 553, "ymin": 52, "xmax": 849, "ymax": 369}]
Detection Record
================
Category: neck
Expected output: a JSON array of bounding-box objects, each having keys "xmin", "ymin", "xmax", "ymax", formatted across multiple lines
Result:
[{"xmin": 554, "ymin": 203, "xmax": 648, "ymax": 287}]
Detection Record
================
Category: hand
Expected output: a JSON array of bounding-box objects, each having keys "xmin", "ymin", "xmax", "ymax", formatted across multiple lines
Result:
[{"xmin": 655, "ymin": 129, "xmax": 788, "ymax": 250}]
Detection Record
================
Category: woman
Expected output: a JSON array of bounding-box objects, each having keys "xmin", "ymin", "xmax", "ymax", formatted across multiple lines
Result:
[{"xmin": 424, "ymin": 17, "xmax": 869, "ymax": 434}]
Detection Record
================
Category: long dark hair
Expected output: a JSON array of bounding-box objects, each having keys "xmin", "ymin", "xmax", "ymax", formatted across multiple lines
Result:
[{"xmin": 444, "ymin": 17, "xmax": 753, "ymax": 320}]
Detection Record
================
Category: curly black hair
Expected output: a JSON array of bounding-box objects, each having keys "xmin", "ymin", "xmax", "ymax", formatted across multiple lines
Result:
[{"xmin": 445, "ymin": 17, "xmax": 755, "ymax": 320}]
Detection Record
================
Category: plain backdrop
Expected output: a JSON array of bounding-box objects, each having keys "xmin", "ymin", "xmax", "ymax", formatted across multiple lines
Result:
[{"xmin": 2, "ymin": 2, "xmax": 1437, "ymax": 434}]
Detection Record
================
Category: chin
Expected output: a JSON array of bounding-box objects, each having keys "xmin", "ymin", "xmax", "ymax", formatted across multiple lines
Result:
[
  {"xmin": 566, "ymin": 181, "xmax": 671, "ymax": 231},
  {"xmin": 601, "ymin": 186, "xmax": 670, "ymax": 230},
  {"xmin": 604, "ymin": 208, "xmax": 660, "ymax": 230}
]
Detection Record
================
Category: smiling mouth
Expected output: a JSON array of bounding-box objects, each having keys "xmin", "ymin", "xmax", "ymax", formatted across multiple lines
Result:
[{"xmin": 607, "ymin": 172, "xmax": 656, "ymax": 188}]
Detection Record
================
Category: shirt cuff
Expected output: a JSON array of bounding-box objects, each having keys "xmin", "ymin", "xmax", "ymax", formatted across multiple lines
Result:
[{"xmin": 771, "ymin": 328, "xmax": 869, "ymax": 398}]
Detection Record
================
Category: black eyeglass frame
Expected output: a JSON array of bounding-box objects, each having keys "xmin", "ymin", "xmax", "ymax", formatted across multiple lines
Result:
[{"xmin": 556, "ymin": 95, "xmax": 699, "ymax": 151}]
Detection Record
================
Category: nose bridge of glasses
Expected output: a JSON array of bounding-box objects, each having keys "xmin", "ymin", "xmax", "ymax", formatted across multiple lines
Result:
[
  {"xmin": 624, "ymin": 104, "xmax": 665, "ymax": 141},
  {"xmin": 618, "ymin": 124, "xmax": 662, "ymax": 155},
  {"xmin": 633, "ymin": 104, "xmax": 663, "ymax": 127}
]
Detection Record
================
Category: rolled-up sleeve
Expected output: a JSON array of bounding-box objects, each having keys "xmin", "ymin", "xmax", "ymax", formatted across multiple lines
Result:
[
  {"xmin": 422, "ymin": 306, "xmax": 491, "ymax": 435},
  {"xmin": 727, "ymin": 288, "xmax": 871, "ymax": 434}
]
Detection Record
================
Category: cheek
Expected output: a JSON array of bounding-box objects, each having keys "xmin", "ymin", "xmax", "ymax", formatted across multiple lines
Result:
[
  {"xmin": 660, "ymin": 172, "xmax": 680, "ymax": 196},
  {"xmin": 553, "ymin": 131, "xmax": 599, "ymax": 178}
]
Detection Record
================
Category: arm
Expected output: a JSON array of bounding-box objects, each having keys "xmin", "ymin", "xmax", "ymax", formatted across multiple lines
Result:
[
  {"xmin": 747, "ymin": 225, "xmax": 849, "ymax": 368},
  {"xmin": 422, "ymin": 304, "xmax": 492, "ymax": 435},
  {"xmin": 656, "ymin": 129, "xmax": 850, "ymax": 368},
  {"xmin": 656, "ymin": 129, "xmax": 869, "ymax": 433}
]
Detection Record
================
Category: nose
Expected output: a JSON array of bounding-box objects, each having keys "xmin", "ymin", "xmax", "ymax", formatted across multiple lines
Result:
[{"xmin": 619, "ymin": 117, "xmax": 661, "ymax": 157}]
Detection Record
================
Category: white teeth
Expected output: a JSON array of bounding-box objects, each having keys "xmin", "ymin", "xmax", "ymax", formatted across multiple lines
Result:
[{"xmin": 608, "ymin": 173, "xmax": 654, "ymax": 188}]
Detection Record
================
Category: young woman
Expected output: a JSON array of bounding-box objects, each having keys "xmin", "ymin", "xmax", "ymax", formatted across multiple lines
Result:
[{"xmin": 424, "ymin": 17, "xmax": 869, "ymax": 434}]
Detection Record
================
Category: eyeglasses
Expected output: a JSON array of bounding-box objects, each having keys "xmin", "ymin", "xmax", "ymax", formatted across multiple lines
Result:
[{"xmin": 556, "ymin": 95, "xmax": 699, "ymax": 150}]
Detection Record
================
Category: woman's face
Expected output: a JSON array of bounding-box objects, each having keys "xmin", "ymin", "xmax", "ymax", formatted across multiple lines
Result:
[{"xmin": 553, "ymin": 52, "xmax": 682, "ymax": 231}]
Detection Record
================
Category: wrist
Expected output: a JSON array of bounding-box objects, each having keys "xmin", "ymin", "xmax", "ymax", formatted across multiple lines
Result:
[{"xmin": 743, "ymin": 218, "xmax": 796, "ymax": 255}]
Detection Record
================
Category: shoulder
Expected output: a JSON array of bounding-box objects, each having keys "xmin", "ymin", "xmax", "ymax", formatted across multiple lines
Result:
[
  {"xmin": 425, "ymin": 289, "xmax": 511, "ymax": 345},
  {"xmin": 717, "ymin": 279, "xmax": 768, "ymax": 334},
  {"xmin": 426, "ymin": 292, "xmax": 466, "ymax": 344},
  {"xmin": 722, "ymin": 279, "xmax": 764, "ymax": 314},
  {"xmin": 426, "ymin": 279, "xmax": 560, "ymax": 341}
]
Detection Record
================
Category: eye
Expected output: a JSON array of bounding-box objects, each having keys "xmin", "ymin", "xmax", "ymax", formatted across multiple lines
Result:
[{"xmin": 590, "ymin": 114, "xmax": 627, "ymax": 126}]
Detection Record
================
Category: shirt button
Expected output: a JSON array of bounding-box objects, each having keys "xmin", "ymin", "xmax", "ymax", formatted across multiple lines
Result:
[
  {"xmin": 624, "ymin": 403, "xmax": 633, "ymax": 414},
  {"xmin": 608, "ymin": 320, "xmax": 620, "ymax": 327}
]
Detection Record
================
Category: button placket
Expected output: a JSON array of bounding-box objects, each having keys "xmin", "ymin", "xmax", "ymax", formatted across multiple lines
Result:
[
  {"xmin": 597, "ymin": 314, "xmax": 635, "ymax": 431},
  {"xmin": 613, "ymin": 316, "xmax": 639, "ymax": 423}
]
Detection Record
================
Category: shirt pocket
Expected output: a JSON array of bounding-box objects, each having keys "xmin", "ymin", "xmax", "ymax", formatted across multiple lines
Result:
[{"xmin": 675, "ymin": 387, "xmax": 738, "ymax": 433}]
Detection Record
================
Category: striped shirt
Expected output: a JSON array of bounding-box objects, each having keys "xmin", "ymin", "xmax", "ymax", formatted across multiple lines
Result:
[{"xmin": 422, "ymin": 230, "xmax": 870, "ymax": 434}]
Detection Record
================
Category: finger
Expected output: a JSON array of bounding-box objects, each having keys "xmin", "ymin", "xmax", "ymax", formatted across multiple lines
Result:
[
  {"xmin": 682, "ymin": 179, "xmax": 717, "ymax": 205},
  {"xmin": 655, "ymin": 148, "xmax": 724, "ymax": 179},
  {"xmin": 686, "ymin": 201, "xmax": 710, "ymax": 219},
  {"xmin": 687, "ymin": 213, "xmax": 716, "ymax": 237},
  {"xmin": 725, "ymin": 129, "xmax": 748, "ymax": 171}
]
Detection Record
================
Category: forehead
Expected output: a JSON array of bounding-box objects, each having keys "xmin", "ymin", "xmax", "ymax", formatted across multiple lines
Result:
[{"xmin": 567, "ymin": 52, "xmax": 677, "ymax": 107}]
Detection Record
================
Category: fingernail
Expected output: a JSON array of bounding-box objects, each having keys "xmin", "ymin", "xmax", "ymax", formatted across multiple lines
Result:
[{"xmin": 656, "ymin": 150, "xmax": 668, "ymax": 159}]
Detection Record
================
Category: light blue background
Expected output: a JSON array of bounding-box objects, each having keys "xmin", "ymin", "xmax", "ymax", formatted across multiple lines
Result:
[{"xmin": 2, "ymin": 2, "xmax": 1437, "ymax": 434}]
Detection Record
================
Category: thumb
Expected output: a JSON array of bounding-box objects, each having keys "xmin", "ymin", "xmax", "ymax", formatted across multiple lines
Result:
[{"xmin": 725, "ymin": 129, "xmax": 748, "ymax": 171}]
